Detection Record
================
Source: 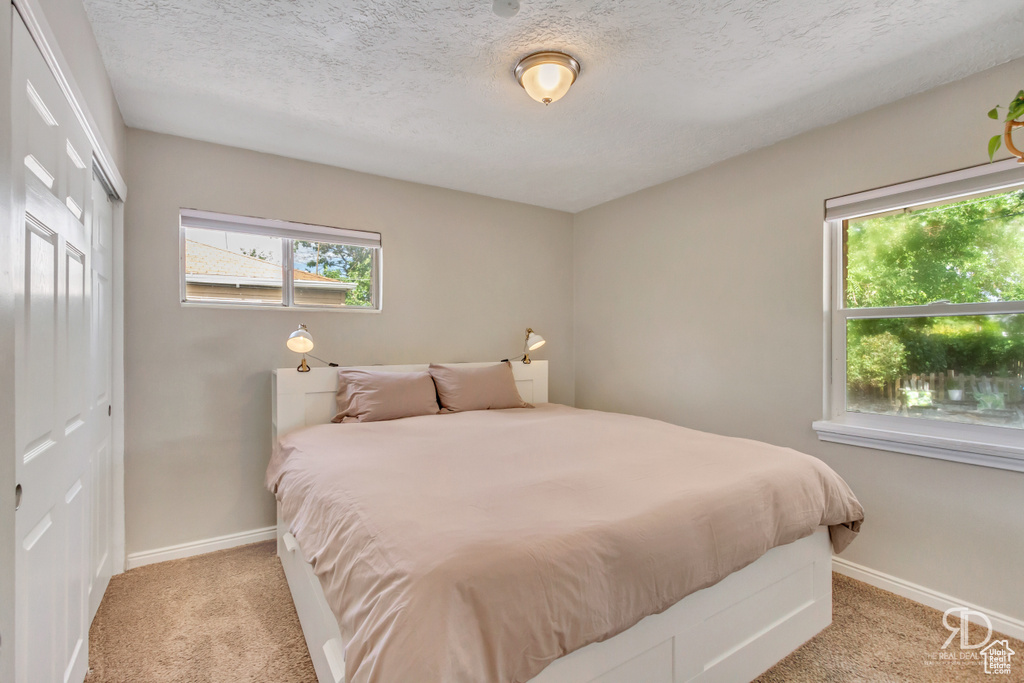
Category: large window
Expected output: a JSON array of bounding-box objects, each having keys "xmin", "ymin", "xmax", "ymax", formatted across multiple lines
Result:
[
  {"xmin": 815, "ymin": 160, "xmax": 1024, "ymax": 472},
  {"xmin": 179, "ymin": 209, "xmax": 381, "ymax": 310}
]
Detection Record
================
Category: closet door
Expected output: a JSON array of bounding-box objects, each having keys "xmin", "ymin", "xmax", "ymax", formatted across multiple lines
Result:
[
  {"xmin": 89, "ymin": 170, "xmax": 114, "ymax": 620},
  {"xmin": 11, "ymin": 12, "xmax": 96, "ymax": 683}
]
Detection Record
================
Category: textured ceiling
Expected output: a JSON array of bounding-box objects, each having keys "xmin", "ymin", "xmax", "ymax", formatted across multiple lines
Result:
[{"xmin": 83, "ymin": 0, "xmax": 1024, "ymax": 212}]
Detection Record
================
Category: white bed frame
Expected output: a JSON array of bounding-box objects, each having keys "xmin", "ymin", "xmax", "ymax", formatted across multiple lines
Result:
[{"xmin": 272, "ymin": 362, "xmax": 832, "ymax": 683}]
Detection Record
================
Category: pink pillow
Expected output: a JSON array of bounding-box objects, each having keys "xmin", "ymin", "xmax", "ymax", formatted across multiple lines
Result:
[
  {"xmin": 332, "ymin": 369, "xmax": 440, "ymax": 423},
  {"xmin": 428, "ymin": 362, "xmax": 532, "ymax": 412}
]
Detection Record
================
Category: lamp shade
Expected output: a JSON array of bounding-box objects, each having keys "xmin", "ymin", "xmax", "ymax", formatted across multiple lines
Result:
[
  {"xmin": 286, "ymin": 325, "xmax": 314, "ymax": 354},
  {"xmin": 526, "ymin": 330, "xmax": 545, "ymax": 351},
  {"xmin": 514, "ymin": 52, "xmax": 580, "ymax": 105}
]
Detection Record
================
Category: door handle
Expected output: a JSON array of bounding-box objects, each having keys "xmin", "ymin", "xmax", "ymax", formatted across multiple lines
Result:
[{"xmin": 15, "ymin": 484, "xmax": 22, "ymax": 511}]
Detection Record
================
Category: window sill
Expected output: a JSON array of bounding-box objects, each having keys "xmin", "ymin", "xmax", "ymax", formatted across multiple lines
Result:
[
  {"xmin": 179, "ymin": 301, "xmax": 382, "ymax": 313},
  {"xmin": 811, "ymin": 417, "xmax": 1024, "ymax": 473}
]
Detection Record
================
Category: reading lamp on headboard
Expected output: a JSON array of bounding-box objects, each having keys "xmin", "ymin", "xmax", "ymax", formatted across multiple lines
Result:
[
  {"xmin": 523, "ymin": 328, "xmax": 545, "ymax": 364},
  {"xmin": 286, "ymin": 324, "xmax": 338, "ymax": 372},
  {"xmin": 500, "ymin": 328, "xmax": 546, "ymax": 365}
]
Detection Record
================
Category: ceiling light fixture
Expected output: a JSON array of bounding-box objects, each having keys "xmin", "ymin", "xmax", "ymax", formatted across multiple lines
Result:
[{"xmin": 514, "ymin": 51, "xmax": 580, "ymax": 105}]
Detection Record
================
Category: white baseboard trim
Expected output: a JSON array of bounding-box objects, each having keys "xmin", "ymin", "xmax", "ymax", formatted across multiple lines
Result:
[
  {"xmin": 832, "ymin": 556, "xmax": 1024, "ymax": 642},
  {"xmin": 126, "ymin": 526, "xmax": 277, "ymax": 570}
]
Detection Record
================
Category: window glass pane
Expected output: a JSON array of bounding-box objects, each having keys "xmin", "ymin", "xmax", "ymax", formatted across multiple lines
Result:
[
  {"xmin": 846, "ymin": 315, "xmax": 1024, "ymax": 429},
  {"xmin": 845, "ymin": 188, "xmax": 1024, "ymax": 308},
  {"xmin": 184, "ymin": 227, "xmax": 283, "ymax": 303},
  {"xmin": 292, "ymin": 240, "xmax": 374, "ymax": 308}
]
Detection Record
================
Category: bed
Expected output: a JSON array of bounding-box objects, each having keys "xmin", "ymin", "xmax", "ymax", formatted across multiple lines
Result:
[{"xmin": 269, "ymin": 361, "xmax": 862, "ymax": 683}]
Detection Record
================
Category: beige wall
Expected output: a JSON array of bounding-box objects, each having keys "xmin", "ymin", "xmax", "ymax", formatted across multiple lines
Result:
[
  {"xmin": 573, "ymin": 57, "xmax": 1024, "ymax": 622},
  {"xmin": 123, "ymin": 129, "xmax": 574, "ymax": 554},
  {"xmin": 37, "ymin": 0, "xmax": 126, "ymax": 172}
]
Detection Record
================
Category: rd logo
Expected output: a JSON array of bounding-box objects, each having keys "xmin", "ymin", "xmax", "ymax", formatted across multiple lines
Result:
[{"xmin": 942, "ymin": 606, "xmax": 993, "ymax": 650}]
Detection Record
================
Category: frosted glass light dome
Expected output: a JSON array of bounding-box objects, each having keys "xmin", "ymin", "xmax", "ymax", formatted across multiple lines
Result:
[{"xmin": 514, "ymin": 52, "xmax": 581, "ymax": 105}]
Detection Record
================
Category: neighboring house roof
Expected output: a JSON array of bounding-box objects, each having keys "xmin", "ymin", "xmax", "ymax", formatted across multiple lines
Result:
[{"xmin": 185, "ymin": 239, "xmax": 352, "ymax": 287}]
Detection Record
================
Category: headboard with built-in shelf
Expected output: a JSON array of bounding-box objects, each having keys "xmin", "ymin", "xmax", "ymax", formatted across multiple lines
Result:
[{"xmin": 272, "ymin": 360, "xmax": 548, "ymax": 440}]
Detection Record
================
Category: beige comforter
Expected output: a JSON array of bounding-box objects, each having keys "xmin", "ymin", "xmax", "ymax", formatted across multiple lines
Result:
[{"xmin": 267, "ymin": 403, "xmax": 863, "ymax": 683}]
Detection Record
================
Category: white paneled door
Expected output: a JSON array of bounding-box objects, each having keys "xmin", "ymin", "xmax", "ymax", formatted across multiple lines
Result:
[
  {"xmin": 88, "ymin": 168, "xmax": 115, "ymax": 621},
  {"xmin": 12, "ymin": 10, "xmax": 115, "ymax": 683}
]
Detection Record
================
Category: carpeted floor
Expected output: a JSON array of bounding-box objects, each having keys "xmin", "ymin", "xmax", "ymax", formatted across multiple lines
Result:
[
  {"xmin": 88, "ymin": 541, "xmax": 1023, "ymax": 682},
  {"xmin": 754, "ymin": 575, "xmax": 1023, "ymax": 683},
  {"xmin": 87, "ymin": 541, "xmax": 315, "ymax": 682}
]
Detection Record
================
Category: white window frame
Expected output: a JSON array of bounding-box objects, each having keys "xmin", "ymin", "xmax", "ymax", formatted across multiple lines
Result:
[
  {"xmin": 179, "ymin": 209, "xmax": 382, "ymax": 312},
  {"xmin": 813, "ymin": 159, "xmax": 1024, "ymax": 472}
]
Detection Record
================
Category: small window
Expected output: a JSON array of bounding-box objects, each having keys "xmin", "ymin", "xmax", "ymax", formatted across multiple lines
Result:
[
  {"xmin": 816, "ymin": 160, "xmax": 1024, "ymax": 471},
  {"xmin": 180, "ymin": 209, "xmax": 381, "ymax": 310}
]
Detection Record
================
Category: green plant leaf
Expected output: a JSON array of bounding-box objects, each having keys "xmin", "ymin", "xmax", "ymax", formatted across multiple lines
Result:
[
  {"xmin": 1007, "ymin": 102, "xmax": 1024, "ymax": 122},
  {"xmin": 988, "ymin": 107, "xmax": 1000, "ymax": 119},
  {"xmin": 988, "ymin": 134, "xmax": 1002, "ymax": 161}
]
